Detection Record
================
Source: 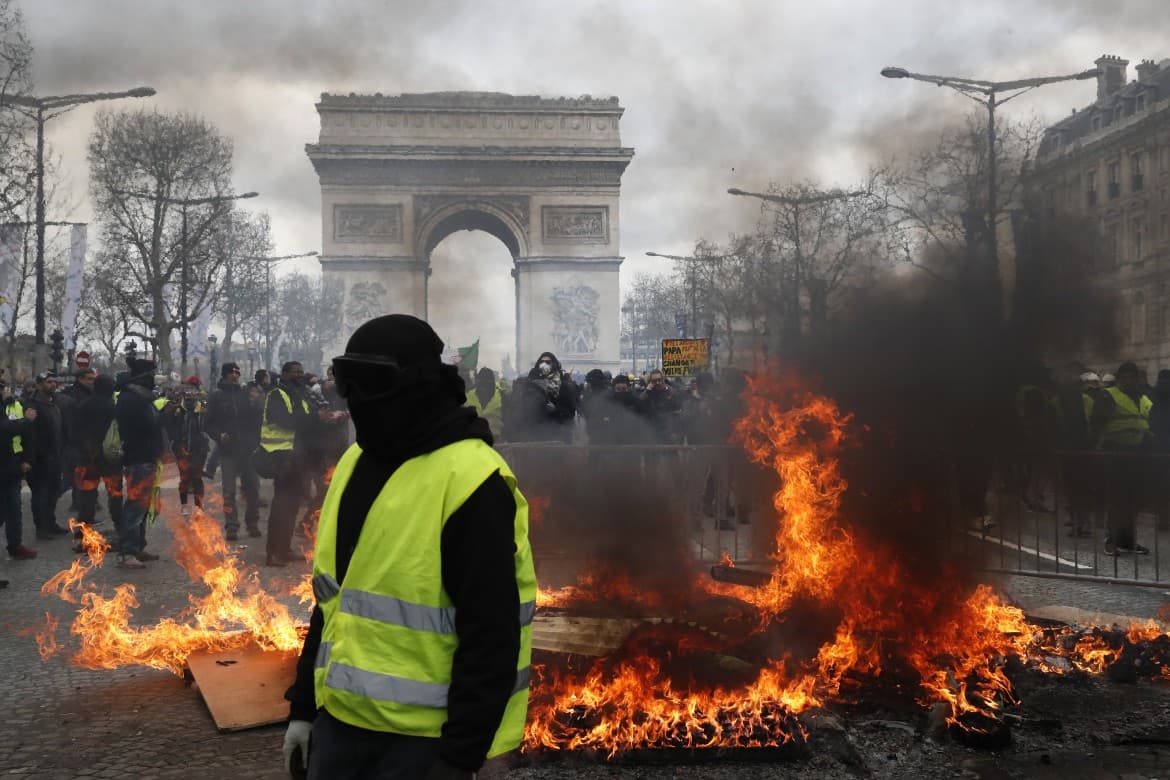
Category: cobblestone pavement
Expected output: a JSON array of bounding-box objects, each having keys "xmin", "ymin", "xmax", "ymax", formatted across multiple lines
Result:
[{"xmin": 2, "ymin": 471, "xmax": 1169, "ymax": 779}]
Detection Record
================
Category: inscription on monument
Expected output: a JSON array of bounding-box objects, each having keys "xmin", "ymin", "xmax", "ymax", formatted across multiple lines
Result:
[
  {"xmin": 550, "ymin": 283, "xmax": 600, "ymax": 355},
  {"xmin": 334, "ymin": 204, "xmax": 403, "ymax": 242},
  {"xmin": 542, "ymin": 206, "xmax": 609, "ymax": 242}
]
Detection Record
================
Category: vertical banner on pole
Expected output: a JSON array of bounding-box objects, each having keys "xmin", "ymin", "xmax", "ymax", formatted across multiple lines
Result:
[
  {"xmin": 0, "ymin": 226, "xmax": 22, "ymax": 334},
  {"xmin": 189, "ymin": 288, "xmax": 212, "ymax": 362},
  {"xmin": 61, "ymin": 224, "xmax": 87, "ymax": 351}
]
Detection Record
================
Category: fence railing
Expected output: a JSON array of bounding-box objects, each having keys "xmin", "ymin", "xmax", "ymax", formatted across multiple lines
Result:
[{"xmin": 496, "ymin": 443, "xmax": 1170, "ymax": 587}]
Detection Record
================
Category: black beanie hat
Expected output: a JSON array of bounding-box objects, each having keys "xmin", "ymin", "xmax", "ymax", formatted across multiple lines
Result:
[
  {"xmin": 94, "ymin": 374, "xmax": 116, "ymax": 397},
  {"xmin": 345, "ymin": 314, "xmax": 444, "ymax": 367}
]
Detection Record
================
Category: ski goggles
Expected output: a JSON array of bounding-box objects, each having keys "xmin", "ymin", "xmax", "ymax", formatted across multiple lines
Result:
[{"xmin": 331, "ymin": 353, "xmax": 408, "ymax": 402}]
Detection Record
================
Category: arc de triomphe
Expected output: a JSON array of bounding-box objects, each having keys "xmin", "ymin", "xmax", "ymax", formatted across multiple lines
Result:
[{"xmin": 306, "ymin": 92, "xmax": 634, "ymax": 371}]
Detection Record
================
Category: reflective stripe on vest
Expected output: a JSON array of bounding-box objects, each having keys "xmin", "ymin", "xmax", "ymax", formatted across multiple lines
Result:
[
  {"xmin": 312, "ymin": 439, "xmax": 537, "ymax": 757},
  {"xmin": 324, "ymin": 662, "xmax": 532, "ymax": 709},
  {"xmin": 1101, "ymin": 386, "xmax": 1151, "ymax": 447},
  {"xmin": 260, "ymin": 388, "xmax": 308, "ymax": 452},
  {"xmin": 7, "ymin": 401, "xmax": 22, "ymax": 454}
]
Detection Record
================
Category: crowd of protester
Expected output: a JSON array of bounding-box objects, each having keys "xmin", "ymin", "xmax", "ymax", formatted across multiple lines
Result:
[{"xmin": 0, "ymin": 357, "xmax": 350, "ymax": 585}]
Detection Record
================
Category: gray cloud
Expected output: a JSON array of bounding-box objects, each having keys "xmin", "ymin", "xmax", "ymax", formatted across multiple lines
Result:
[{"xmin": 20, "ymin": 0, "xmax": 1168, "ymax": 361}]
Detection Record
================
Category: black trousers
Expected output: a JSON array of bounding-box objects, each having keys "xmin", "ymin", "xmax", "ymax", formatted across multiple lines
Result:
[
  {"xmin": 220, "ymin": 451, "xmax": 259, "ymax": 532},
  {"xmin": 29, "ymin": 457, "xmax": 61, "ymax": 532},
  {"xmin": 267, "ymin": 461, "xmax": 306, "ymax": 557},
  {"xmin": 308, "ymin": 710, "xmax": 441, "ymax": 779}
]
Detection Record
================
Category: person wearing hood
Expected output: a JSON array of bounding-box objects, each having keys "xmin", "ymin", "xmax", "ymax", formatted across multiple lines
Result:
[
  {"xmin": 506, "ymin": 351, "xmax": 577, "ymax": 443},
  {"xmin": 282, "ymin": 314, "xmax": 535, "ymax": 780},
  {"xmin": 72, "ymin": 374, "xmax": 124, "ymax": 533},
  {"xmin": 114, "ymin": 359, "xmax": 166, "ymax": 569},
  {"xmin": 205, "ymin": 362, "xmax": 262, "ymax": 541},
  {"xmin": 466, "ymin": 367, "xmax": 505, "ymax": 441}
]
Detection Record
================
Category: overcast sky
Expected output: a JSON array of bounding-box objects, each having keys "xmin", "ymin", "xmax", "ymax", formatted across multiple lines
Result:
[{"xmin": 23, "ymin": 0, "xmax": 1167, "ymax": 368}]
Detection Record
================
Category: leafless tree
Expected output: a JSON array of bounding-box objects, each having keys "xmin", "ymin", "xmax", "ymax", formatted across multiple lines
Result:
[
  {"xmin": 271, "ymin": 272, "xmax": 344, "ymax": 372},
  {"xmin": 621, "ymin": 272, "xmax": 686, "ymax": 373},
  {"xmin": 0, "ymin": 0, "xmax": 34, "ymax": 219},
  {"xmin": 88, "ymin": 108, "xmax": 234, "ymax": 370},
  {"xmin": 209, "ymin": 210, "xmax": 271, "ymax": 363},
  {"xmin": 878, "ymin": 110, "xmax": 1044, "ymax": 293}
]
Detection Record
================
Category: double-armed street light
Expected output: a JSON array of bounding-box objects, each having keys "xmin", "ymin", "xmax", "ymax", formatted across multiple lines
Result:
[
  {"xmin": 114, "ymin": 189, "xmax": 259, "ymax": 374},
  {"xmin": 0, "ymin": 86, "xmax": 155, "ymax": 349},
  {"xmin": 248, "ymin": 251, "xmax": 319, "ymax": 369},
  {"xmin": 645, "ymin": 250, "xmax": 736, "ymax": 340},
  {"xmin": 879, "ymin": 65, "xmax": 1098, "ymax": 297}
]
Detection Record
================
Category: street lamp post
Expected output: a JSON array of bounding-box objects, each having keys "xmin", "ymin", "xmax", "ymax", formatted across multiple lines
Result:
[
  {"xmin": 879, "ymin": 65, "xmax": 1098, "ymax": 302},
  {"xmin": 250, "ymin": 251, "xmax": 318, "ymax": 369},
  {"xmin": 645, "ymin": 250, "xmax": 735, "ymax": 340},
  {"xmin": 0, "ymin": 87, "xmax": 155, "ymax": 353}
]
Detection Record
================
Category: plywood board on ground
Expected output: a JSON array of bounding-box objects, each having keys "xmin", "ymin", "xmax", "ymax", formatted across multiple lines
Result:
[
  {"xmin": 532, "ymin": 616, "xmax": 654, "ymax": 656},
  {"xmin": 187, "ymin": 644, "xmax": 300, "ymax": 732}
]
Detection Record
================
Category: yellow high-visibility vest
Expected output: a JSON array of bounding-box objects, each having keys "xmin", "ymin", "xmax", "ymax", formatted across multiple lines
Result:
[
  {"xmin": 467, "ymin": 388, "xmax": 505, "ymax": 438},
  {"xmin": 6, "ymin": 400, "xmax": 22, "ymax": 454},
  {"xmin": 1101, "ymin": 386, "xmax": 1152, "ymax": 447},
  {"xmin": 260, "ymin": 388, "xmax": 309, "ymax": 452},
  {"xmin": 312, "ymin": 440, "xmax": 536, "ymax": 758}
]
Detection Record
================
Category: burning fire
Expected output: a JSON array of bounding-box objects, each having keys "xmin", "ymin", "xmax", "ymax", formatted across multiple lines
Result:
[
  {"xmin": 39, "ymin": 506, "xmax": 310, "ymax": 676},
  {"xmin": 524, "ymin": 376, "xmax": 1170, "ymax": 755}
]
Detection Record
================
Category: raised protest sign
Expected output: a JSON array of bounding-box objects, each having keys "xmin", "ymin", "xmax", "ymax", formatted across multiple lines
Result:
[{"xmin": 660, "ymin": 338, "xmax": 709, "ymax": 377}]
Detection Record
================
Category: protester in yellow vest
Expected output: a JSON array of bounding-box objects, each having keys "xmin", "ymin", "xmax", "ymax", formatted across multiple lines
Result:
[
  {"xmin": 1094, "ymin": 361, "xmax": 1152, "ymax": 556},
  {"xmin": 283, "ymin": 315, "xmax": 535, "ymax": 780},
  {"xmin": 0, "ymin": 379, "xmax": 37, "ymax": 564},
  {"xmin": 466, "ymin": 367, "xmax": 505, "ymax": 441}
]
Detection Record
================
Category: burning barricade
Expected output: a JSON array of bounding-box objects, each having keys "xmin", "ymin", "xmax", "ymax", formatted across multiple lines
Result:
[{"xmin": 34, "ymin": 377, "xmax": 1170, "ymax": 764}]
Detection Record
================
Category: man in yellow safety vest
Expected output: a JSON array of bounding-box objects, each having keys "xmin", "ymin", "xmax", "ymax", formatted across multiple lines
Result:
[
  {"xmin": 261, "ymin": 361, "xmax": 314, "ymax": 567},
  {"xmin": 283, "ymin": 314, "xmax": 535, "ymax": 780},
  {"xmin": 1093, "ymin": 361, "xmax": 1153, "ymax": 555},
  {"xmin": 0, "ymin": 378, "xmax": 37, "ymax": 565}
]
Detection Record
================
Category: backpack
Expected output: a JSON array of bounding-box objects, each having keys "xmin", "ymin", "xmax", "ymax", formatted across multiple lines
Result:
[{"xmin": 101, "ymin": 419, "xmax": 123, "ymax": 466}]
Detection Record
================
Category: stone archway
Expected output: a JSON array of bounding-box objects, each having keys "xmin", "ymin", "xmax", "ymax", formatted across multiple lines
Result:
[{"xmin": 306, "ymin": 91, "xmax": 635, "ymax": 372}]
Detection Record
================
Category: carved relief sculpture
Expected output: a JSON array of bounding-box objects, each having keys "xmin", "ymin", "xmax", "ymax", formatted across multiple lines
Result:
[
  {"xmin": 550, "ymin": 284, "xmax": 600, "ymax": 355},
  {"xmin": 542, "ymin": 206, "xmax": 609, "ymax": 242},
  {"xmin": 334, "ymin": 204, "xmax": 403, "ymax": 242},
  {"xmin": 345, "ymin": 281, "xmax": 388, "ymax": 328}
]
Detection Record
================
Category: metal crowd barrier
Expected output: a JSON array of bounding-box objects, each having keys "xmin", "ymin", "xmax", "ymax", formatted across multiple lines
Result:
[
  {"xmin": 949, "ymin": 449, "xmax": 1170, "ymax": 587},
  {"xmin": 494, "ymin": 443, "xmax": 1170, "ymax": 587},
  {"xmin": 495, "ymin": 443, "xmax": 768, "ymax": 565}
]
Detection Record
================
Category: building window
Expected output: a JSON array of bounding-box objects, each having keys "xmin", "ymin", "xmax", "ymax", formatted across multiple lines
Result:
[
  {"xmin": 1162, "ymin": 212, "xmax": 1169, "ymax": 240},
  {"xmin": 1086, "ymin": 169, "xmax": 1098, "ymax": 207},
  {"xmin": 1162, "ymin": 147, "xmax": 1170, "ymax": 172},
  {"xmin": 1092, "ymin": 115, "xmax": 1102, "ymax": 132},
  {"xmin": 1132, "ymin": 217, "xmax": 1145, "ymax": 261},
  {"xmin": 1132, "ymin": 296, "xmax": 1147, "ymax": 345},
  {"xmin": 1137, "ymin": 94, "xmax": 1147, "ymax": 111},
  {"xmin": 1132, "ymin": 152, "xmax": 1145, "ymax": 192},
  {"xmin": 1104, "ymin": 222, "xmax": 1120, "ymax": 265},
  {"xmin": 1108, "ymin": 161, "xmax": 1121, "ymax": 199}
]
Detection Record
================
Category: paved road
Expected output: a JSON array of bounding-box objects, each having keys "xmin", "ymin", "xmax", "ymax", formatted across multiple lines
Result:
[{"xmin": 2, "ymin": 468, "xmax": 1168, "ymax": 779}]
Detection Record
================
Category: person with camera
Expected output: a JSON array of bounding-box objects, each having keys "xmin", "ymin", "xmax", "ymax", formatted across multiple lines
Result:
[{"xmin": 505, "ymin": 351, "xmax": 577, "ymax": 443}]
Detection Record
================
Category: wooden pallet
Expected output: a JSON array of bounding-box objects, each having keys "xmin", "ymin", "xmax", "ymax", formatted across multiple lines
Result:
[{"xmin": 186, "ymin": 644, "xmax": 300, "ymax": 732}]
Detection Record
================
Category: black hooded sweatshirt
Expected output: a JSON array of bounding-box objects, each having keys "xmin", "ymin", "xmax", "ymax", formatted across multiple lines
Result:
[{"xmin": 285, "ymin": 382, "xmax": 521, "ymax": 773}]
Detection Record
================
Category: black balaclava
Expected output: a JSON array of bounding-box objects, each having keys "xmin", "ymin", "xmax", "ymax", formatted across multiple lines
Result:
[{"xmin": 342, "ymin": 314, "xmax": 475, "ymax": 460}]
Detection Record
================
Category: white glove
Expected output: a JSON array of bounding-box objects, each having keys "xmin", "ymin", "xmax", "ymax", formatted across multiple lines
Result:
[{"xmin": 282, "ymin": 719, "xmax": 313, "ymax": 777}]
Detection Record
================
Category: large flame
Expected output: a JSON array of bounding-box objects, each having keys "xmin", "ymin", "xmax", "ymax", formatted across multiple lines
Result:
[
  {"xmin": 523, "ymin": 376, "xmax": 1169, "ymax": 755},
  {"xmin": 39, "ymin": 503, "xmax": 310, "ymax": 676}
]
